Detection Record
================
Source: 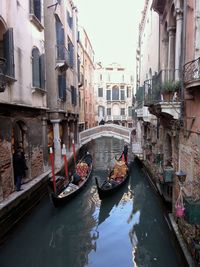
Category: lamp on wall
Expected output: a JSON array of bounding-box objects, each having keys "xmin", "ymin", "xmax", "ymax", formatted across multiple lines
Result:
[
  {"xmin": 175, "ymin": 170, "xmax": 187, "ymax": 184},
  {"xmin": 0, "ymin": 57, "xmax": 6, "ymax": 92}
]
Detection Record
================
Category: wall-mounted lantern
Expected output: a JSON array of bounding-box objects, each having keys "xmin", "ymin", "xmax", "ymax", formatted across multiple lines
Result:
[{"xmin": 175, "ymin": 170, "xmax": 187, "ymax": 184}]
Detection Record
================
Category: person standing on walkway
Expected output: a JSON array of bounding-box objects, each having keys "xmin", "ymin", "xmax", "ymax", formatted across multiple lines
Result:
[{"xmin": 13, "ymin": 147, "xmax": 28, "ymax": 191}]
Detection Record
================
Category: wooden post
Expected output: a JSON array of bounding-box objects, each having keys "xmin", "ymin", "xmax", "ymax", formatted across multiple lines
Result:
[
  {"xmin": 72, "ymin": 139, "xmax": 76, "ymax": 166},
  {"xmin": 49, "ymin": 147, "xmax": 56, "ymax": 194},
  {"xmin": 62, "ymin": 144, "xmax": 68, "ymax": 180}
]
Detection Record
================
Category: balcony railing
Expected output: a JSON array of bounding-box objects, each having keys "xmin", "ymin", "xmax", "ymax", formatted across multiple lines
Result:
[
  {"xmin": 184, "ymin": 57, "xmax": 200, "ymax": 84},
  {"xmin": 144, "ymin": 69, "xmax": 181, "ymax": 106}
]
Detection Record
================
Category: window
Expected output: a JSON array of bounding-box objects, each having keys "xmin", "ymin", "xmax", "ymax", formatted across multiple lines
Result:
[
  {"xmin": 128, "ymin": 106, "xmax": 132, "ymax": 116},
  {"xmin": 32, "ymin": 48, "xmax": 45, "ymax": 89},
  {"xmin": 3, "ymin": 28, "xmax": 15, "ymax": 77},
  {"xmin": 71, "ymin": 86, "xmax": 77, "ymax": 105},
  {"xmin": 121, "ymin": 108, "xmax": 125, "ymax": 116},
  {"xmin": 58, "ymin": 74, "xmax": 66, "ymax": 100},
  {"xmin": 99, "ymin": 74, "xmax": 102, "ymax": 81},
  {"xmin": 30, "ymin": 0, "xmax": 41, "ymax": 21},
  {"xmin": 106, "ymin": 90, "xmax": 111, "ymax": 100},
  {"xmin": 67, "ymin": 10, "xmax": 73, "ymax": 29},
  {"xmin": 112, "ymin": 86, "xmax": 119, "ymax": 100},
  {"xmin": 120, "ymin": 90, "xmax": 125, "ymax": 100},
  {"xmin": 127, "ymin": 86, "xmax": 131, "ymax": 98},
  {"xmin": 68, "ymin": 39, "xmax": 74, "ymax": 68},
  {"xmin": 98, "ymin": 87, "xmax": 103, "ymax": 97},
  {"xmin": 107, "ymin": 108, "xmax": 111, "ymax": 116},
  {"xmin": 98, "ymin": 106, "xmax": 105, "ymax": 116},
  {"xmin": 56, "ymin": 17, "xmax": 65, "ymax": 60}
]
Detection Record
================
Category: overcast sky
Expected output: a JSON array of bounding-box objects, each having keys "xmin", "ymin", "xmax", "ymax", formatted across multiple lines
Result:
[{"xmin": 74, "ymin": 0, "xmax": 145, "ymax": 71}]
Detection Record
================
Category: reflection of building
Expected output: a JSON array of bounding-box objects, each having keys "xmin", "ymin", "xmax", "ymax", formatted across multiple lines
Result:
[{"xmin": 94, "ymin": 63, "xmax": 134, "ymax": 127}]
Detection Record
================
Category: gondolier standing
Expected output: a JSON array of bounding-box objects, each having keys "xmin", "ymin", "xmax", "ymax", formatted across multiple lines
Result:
[{"xmin": 122, "ymin": 144, "xmax": 128, "ymax": 164}]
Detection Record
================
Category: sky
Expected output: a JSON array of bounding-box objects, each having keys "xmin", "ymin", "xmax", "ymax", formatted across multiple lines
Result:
[{"xmin": 73, "ymin": 0, "xmax": 145, "ymax": 71}]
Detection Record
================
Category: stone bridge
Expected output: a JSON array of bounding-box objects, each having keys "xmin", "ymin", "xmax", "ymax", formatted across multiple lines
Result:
[{"xmin": 79, "ymin": 124, "xmax": 132, "ymax": 146}]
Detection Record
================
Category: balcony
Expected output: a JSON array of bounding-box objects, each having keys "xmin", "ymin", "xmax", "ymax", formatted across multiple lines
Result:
[
  {"xmin": 184, "ymin": 57, "xmax": 200, "ymax": 90},
  {"xmin": 55, "ymin": 45, "xmax": 70, "ymax": 71},
  {"xmin": 144, "ymin": 69, "xmax": 181, "ymax": 119}
]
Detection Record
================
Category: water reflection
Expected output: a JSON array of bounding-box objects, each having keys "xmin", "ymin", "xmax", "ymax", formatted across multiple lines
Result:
[{"xmin": 0, "ymin": 137, "xmax": 184, "ymax": 267}]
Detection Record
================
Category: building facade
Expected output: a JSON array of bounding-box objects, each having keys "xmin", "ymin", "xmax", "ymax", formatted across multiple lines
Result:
[
  {"xmin": 78, "ymin": 27, "xmax": 95, "ymax": 131},
  {"xmin": 95, "ymin": 63, "xmax": 134, "ymax": 128},
  {"xmin": 0, "ymin": 0, "xmax": 47, "ymax": 201},
  {"xmin": 135, "ymin": 0, "xmax": 200, "ymax": 263},
  {"xmin": 44, "ymin": 0, "xmax": 79, "ymax": 169}
]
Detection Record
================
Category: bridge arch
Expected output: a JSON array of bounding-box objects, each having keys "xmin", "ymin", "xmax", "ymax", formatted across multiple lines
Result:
[{"xmin": 79, "ymin": 124, "xmax": 132, "ymax": 146}]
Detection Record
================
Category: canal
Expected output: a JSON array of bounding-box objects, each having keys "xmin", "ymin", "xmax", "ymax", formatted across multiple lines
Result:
[{"xmin": 0, "ymin": 137, "xmax": 187, "ymax": 267}]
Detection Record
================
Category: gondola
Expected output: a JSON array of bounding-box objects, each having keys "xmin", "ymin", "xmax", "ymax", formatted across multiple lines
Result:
[
  {"xmin": 95, "ymin": 159, "xmax": 130, "ymax": 200},
  {"xmin": 48, "ymin": 153, "xmax": 93, "ymax": 207}
]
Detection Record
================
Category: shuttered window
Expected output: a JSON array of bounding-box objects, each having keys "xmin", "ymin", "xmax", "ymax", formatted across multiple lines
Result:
[
  {"xmin": 71, "ymin": 86, "xmax": 77, "ymax": 106},
  {"xmin": 112, "ymin": 86, "xmax": 119, "ymax": 100},
  {"xmin": 56, "ymin": 17, "xmax": 65, "ymax": 60},
  {"xmin": 30, "ymin": 0, "xmax": 41, "ymax": 21},
  {"xmin": 128, "ymin": 106, "xmax": 132, "ymax": 117},
  {"xmin": 107, "ymin": 108, "xmax": 111, "ymax": 116},
  {"xmin": 32, "ymin": 48, "xmax": 40, "ymax": 87},
  {"xmin": 3, "ymin": 28, "xmax": 15, "ymax": 77},
  {"xmin": 120, "ymin": 90, "xmax": 125, "ymax": 100},
  {"xmin": 98, "ymin": 87, "xmax": 103, "ymax": 97},
  {"xmin": 32, "ymin": 48, "xmax": 45, "ymax": 89},
  {"xmin": 68, "ymin": 40, "xmax": 74, "ymax": 68},
  {"xmin": 106, "ymin": 90, "xmax": 111, "ymax": 100},
  {"xmin": 120, "ymin": 108, "xmax": 125, "ymax": 116},
  {"xmin": 34, "ymin": 0, "xmax": 41, "ymax": 21},
  {"xmin": 58, "ymin": 74, "xmax": 66, "ymax": 100}
]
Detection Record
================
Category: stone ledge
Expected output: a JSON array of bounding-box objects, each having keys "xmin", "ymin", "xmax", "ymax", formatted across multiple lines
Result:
[{"xmin": 168, "ymin": 213, "xmax": 196, "ymax": 267}]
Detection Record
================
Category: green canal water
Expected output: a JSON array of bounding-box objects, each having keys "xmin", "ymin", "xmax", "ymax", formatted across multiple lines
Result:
[{"xmin": 0, "ymin": 137, "xmax": 187, "ymax": 267}]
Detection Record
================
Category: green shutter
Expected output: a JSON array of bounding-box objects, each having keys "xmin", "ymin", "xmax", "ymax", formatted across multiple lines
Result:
[
  {"xmin": 3, "ymin": 28, "xmax": 15, "ymax": 77},
  {"xmin": 39, "ymin": 54, "xmax": 45, "ymax": 89},
  {"xmin": 32, "ymin": 48, "xmax": 40, "ymax": 87}
]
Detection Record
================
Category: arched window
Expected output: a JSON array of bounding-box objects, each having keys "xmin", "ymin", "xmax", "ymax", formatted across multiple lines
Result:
[
  {"xmin": 32, "ymin": 47, "xmax": 45, "ymax": 89},
  {"xmin": 112, "ymin": 86, "xmax": 119, "ymax": 100}
]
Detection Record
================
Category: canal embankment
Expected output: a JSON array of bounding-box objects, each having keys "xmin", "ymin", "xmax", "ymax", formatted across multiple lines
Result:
[{"xmin": 0, "ymin": 145, "xmax": 83, "ymax": 243}]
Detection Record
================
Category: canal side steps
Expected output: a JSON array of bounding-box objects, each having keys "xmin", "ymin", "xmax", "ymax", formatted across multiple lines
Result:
[
  {"xmin": 134, "ymin": 157, "xmax": 197, "ymax": 267},
  {"xmin": 0, "ymin": 145, "xmax": 81, "ymax": 243}
]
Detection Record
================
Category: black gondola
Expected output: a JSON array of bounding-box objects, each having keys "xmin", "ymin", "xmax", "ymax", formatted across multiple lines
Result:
[
  {"xmin": 48, "ymin": 153, "xmax": 93, "ymax": 207},
  {"xmin": 95, "ymin": 159, "xmax": 130, "ymax": 200}
]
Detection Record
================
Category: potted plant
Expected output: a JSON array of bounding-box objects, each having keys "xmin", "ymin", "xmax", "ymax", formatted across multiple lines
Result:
[{"xmin": 161, "ymin": 80, "xmax": 181, "ymax": 101}]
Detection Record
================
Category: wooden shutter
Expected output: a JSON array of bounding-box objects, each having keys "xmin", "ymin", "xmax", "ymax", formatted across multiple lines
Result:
[
  {"xmin": 3, "ymin": 28, "xmax": 15, "ymax": 77},
  {"xmin": 39, "ymin": 54, "xmax": 45, "ymax": 89},
  {"xmin": 58, "ymin": 74, "xmax": 66, "ymax": 100},
  {"xmin": 32, "ymin": 48, "xmax": 40, "ymax": 87},
  {"xmin": 56, "ymin": 18, "xmax": 65, "ymax": 60},
  {"xmin": 34, "ymin": 0, "xmax": 41, "ymax": 21}
]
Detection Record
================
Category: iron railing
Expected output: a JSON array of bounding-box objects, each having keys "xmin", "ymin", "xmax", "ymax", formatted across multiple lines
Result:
[
  {"xmin": 55, "ymin": 45, "xmax": 70, "ymax": 66},
  {"xmin": 144, "ymin": 69, "xmax": 181, "ymax": 105},
  {"xmin": 184, "ymin": 57, "xmax": 200, "ymax": 84}
]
